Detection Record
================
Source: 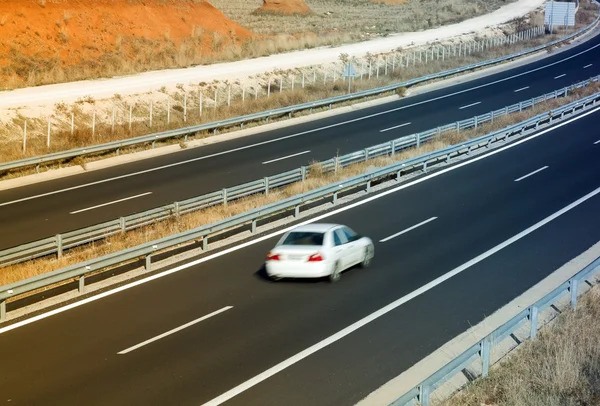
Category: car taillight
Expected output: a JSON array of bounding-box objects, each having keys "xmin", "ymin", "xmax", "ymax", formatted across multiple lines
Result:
[
  {"xmin": 266, "ymin": 252, "xmax": 281, "ymax": 261},
  {"xmin": 307, "ymin": 253, "xmax": 324, "ymax": 262}
]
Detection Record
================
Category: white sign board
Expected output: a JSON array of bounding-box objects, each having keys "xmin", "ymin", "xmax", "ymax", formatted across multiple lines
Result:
[{"xmin": 545, "ymin": 1, "xmax": 577, "ymax": 27}]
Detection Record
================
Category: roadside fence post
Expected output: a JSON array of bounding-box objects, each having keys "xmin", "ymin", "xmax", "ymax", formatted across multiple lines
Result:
[
  {"xmin": 529, "ymin": 305, "xmax": 539, "ymax": 338},
  {"xmin": 168, "ymin": 99, "xmax": 171, "ymax": 125},
  {"xmin": 570, "ymin": 278, "xmax": 579, "ymax": 309},
  {"xmin": 47, "ymin": 117, "xmax": 51, "ymax": 148},
  {"xmin": 184, "ymin": 93, "xmax": 187, "ymax": 122},
  {"xmin": 56, "ymin": 234, "xmax": 63, "ymax": 259},
  {"xmin": 71, "ymin": 112, "xmax": 75, "ymax": 135},
  {"xmin": 79, "ymin": 275, "xmax": 86, "ymax": 293},
  {"xmin": 481, "ymin": 337, "xmax": 491, "ymax": 377}
]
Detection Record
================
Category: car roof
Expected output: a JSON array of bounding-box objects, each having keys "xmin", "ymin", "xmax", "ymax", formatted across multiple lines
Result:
[{"xmin": 288, "ymin": 223, "xmax": 341, "ymax": 233}]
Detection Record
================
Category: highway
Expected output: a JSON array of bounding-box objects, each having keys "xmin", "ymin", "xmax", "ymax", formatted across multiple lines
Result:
[
  {"xmin": 1, "ymin": 30, "xmax": 600, "ymax": 249},
  {"xmin": 1, "ymin": 107, "xmax": 599, "ymax": 405}
]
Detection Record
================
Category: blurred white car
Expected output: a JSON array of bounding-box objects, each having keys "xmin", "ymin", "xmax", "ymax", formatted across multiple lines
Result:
[{"xmin": 265, "ymin": 223, "xmax": 374, "ymax": 282}]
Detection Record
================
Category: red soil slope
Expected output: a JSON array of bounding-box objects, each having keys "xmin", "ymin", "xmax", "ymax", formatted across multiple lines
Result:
[
  {"xmin": 254, "ymin": 0, "xmax": 313, "ymax": 16},
  {"xmin": 0, "ymin": 0, "xmax": 254, "ymax": 88}
]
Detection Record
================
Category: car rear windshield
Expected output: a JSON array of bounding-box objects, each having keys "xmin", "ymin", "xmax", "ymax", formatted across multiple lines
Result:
[{"xmin": 281, "ymin": 231, "xmax": 324, "ymax": 246}]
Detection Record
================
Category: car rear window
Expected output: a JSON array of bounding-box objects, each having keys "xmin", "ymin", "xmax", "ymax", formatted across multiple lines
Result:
[{"xmin": 281, "ymin": 231, "xmax": 324, "ymax": 246}]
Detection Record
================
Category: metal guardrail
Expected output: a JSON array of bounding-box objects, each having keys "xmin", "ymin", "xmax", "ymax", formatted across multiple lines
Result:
[
  {"xmin": 1, "ymin": 75, "xmax": 600, "ymax": 270},
  {"xmin": 390, "ymin": 255, "xmax": 600, "ymax": 406},
  {"xmin": 0, "ymin": 11, "xmax": 598, "ymax": 175},
  {"xmin": 2, "ymin": 82, "xmax": 600, "ymax": 320}
]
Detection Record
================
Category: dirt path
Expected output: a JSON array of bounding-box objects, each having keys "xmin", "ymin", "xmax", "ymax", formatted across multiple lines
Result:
[{"xmin": 0, "ymin": 0, "xmax": 544, "ymax": 110}]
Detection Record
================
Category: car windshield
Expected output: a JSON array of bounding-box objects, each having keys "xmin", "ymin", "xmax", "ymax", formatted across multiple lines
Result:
[{"xmin": 281, "ymin": 231, "xmax": 324, "ymax": 246}]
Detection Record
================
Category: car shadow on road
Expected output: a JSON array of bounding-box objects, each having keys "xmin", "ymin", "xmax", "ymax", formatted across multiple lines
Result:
[{"xmin": 253, "ymin": 265, "xmax": 326, "ymax": 284}]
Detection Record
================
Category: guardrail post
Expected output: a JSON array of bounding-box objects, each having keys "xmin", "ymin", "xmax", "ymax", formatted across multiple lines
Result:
[
  {"xmin": 78, "ymin": 275, "xmax": 86, "ymax": 293},
  {"xmin": 364, "ymin": 148, "xmax": 369, "ymax": 161},
  {"xmin": 391, "ymin": 140, "xmax": 396, "ymax": 156},
  {"xmin": 333, "ymin": 191, "xmax": 338, "ymax": 204},
  {"xmin": 251, "ymin": 219, "xmax": 257, "ymax": 233},
  {"xmin": 366, "ymin": 179, "xmax": 371, "ymax": 193},
  {"xmin": 419, "ymin": 384, "xmax": 430, "ymax": 406},
  {"xmin": 416, "ymin": 134, "xmax": 421, "ymax": 148},
  {"xmin": 174, "ymin": 202, "xmax": 180, "ymax": 217},
  {"xmin": 120, "ymin": 217, "xmax": 126, "ymax": 233},
  {"xmin": 423, "ymin": 161, "xmax": 428, "ymax": 173},
  {"xmin": 56, "ymin": 234, "xmax": 63, "ymax": 260},
  {"xmin": 474, "ymin": 115, "xmax": 478, "ymax": 128},
  {"xmin": 203, "ymin": 235, "xmax": 209, "ymax": 251},
  {"xmin": 529, "ymin": 305, "xmax": 539, "ymax": 339},
  {"xmin": 0, "ymin": 299, "xmax": 5, "ymax": 322},
  {"xmin": 222, "ymin": 188, "xmax": 228, "ymax": 206},
  {"xmin": 145, "ymin": 255, "xmax": 152, "ymax": 271},
  {"xmin": 570, "ymin": 278, "xmax": 579, "ymax": 309},
  {"xmin": 301, "ymin": 166, "xmax": 307, "ymax": 181},
  {"xmin": 264, "ymin": 177, "xmax": 270, "ymax": 195},
  {"xmin": 294, "ymin": 205, "xmax": 300, "ymax": 217},
  {"xmin": 481, "ymin": 337, "xmax": 491, "ymax": 377}
]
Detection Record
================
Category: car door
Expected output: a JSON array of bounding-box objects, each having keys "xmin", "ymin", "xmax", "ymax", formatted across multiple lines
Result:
[
  {"xmin": 340, "ymin": 226, "xmax": 362, "ymax": 266},
  {"xmin": 331, "ymin": 228, "xmax": 350, "ymax": 269}
]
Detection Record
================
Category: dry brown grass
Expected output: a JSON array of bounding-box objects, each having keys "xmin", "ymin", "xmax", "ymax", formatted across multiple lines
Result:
[
  {"xmin": 2, "ymin": 83, "xmax": 599, "ymax": 288},
  {"xmin": 212, "ymin": 0, "xmax": 512, "ymax": 38},
  {"xmin": 441, "ymin": 285, "xmax": 600, "ymax": 406}
]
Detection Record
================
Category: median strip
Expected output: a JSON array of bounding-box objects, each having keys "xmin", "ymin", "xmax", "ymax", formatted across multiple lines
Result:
[{"xmin": 1, "ymin": 83, "xmax": 600, "ymax": 314}]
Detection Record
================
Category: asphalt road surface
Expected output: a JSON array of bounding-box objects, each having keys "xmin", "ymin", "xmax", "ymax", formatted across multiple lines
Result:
[
  {"xmin": 1, "ymin": 32, "xmax": 600, "ymax": 249},
  {"xmin": 1, "ymin": 107, "xmax": 599, "ymax": 405}
]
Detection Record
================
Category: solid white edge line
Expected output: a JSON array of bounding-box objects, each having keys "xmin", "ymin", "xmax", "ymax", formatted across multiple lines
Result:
[
  {"xmin": 554, "ymin": 74, "xmax": 567, "ymax": 79},
  {"xmin": 379, "ymin": 217, "xmax": 438, "ymax": 243},
  {"xmin": 2, "ymin": 40, "xmax": 599, "ymax": 208},
  {"xmin": 201, "ymin": 185, "xmax": 600, "ymax": 406},
  {"xmin": 514, "ymin": 165, "xmax": 549, "ymax": 182},
  {"xmin": 262, "ymin": 151, "xmax": 311, "ymax": 165},
  {"xmin": 1, "ymin": 106, "xmax": 599, "ymax": 337},
  {"xmin": 459, "ymin": 101, "xmax": 481, "ymax": 109},
  {"xmin": 69, "ymin": 192, "xmax": 153, "ymax": 214},
  {"xmin": 584, "ymin": 64, "xmax": 593, "ymax": 68},
  {"xmin": 514, "ymin": 86, "xmax": 530, "ymax": 92},
  {"xmin": 380, "ymin": 122, "xmax": 412, "ymax": 133},
  {"xmin": 117, "ymin": 306, "xmax": 232, "ymax": 355}
]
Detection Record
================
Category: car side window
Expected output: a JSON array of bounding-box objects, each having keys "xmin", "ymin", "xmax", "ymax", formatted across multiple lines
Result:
[
  {"xmin": 341, "ymin": 227, "xmax": 358, "ymax": 242},
  {"xmin": 334, "ymin": 229, "xmax": 348, "ymax": 246},
  {"xmin": 333, "ymin": 231, "xmax": 343, "ymax": 246}
]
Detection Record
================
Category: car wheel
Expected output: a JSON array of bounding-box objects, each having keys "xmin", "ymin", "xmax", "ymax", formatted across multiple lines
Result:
[
  {"xmin": 329, "ymin": 261, "xmax": 341, "ymax": 283},
  {"xmin": 360, "ymin": 244, "xmax": 374, "ymax": 268}
]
